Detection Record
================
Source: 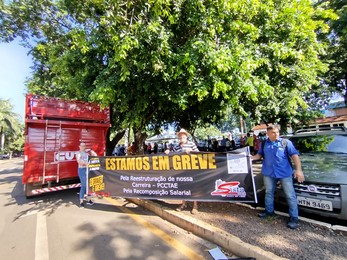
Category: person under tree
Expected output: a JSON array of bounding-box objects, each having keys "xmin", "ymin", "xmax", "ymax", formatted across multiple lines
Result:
[{"xmin": 165, "ymin": 128, "xmax": 199, "ymax": 214}]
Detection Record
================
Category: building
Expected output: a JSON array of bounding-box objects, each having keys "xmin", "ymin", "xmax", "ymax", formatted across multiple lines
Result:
[
  {"xmin": 251, "ymin": 101, "xmax": 347, "ymax": 134},
  {"xmin": 305, "ymin": 101, "xmax": 347, "ymax": 129},
  {"xmin": 325, "ymin": 101, "xmax": 347, "ymax": 117}
]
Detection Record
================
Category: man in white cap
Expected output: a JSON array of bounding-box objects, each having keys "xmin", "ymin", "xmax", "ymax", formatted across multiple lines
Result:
[
  {"xmin": 165, "ymin": 128, "xmax": 199, "ymax": 214},
  {"xmin": 76, "ymin": 142, "xmax": 97, "ymax": 207}
]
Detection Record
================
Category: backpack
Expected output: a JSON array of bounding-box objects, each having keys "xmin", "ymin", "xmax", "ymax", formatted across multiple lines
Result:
[{"xmin": 261, "ymin": 139, "xmax": 293, "ymax": 168}]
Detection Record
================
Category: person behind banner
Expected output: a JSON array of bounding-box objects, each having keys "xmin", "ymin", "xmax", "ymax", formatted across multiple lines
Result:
[
  {"xmin": 128, "ymin": 142, "xmax": 136, "ymax": 155},
  {"xmin": 164, "ymin": 128, "xmax": 199, "ymax": 214},
  {"xmin": 76, "ymin": 142, "xmax": 97, "ymax": 208},
  {"xmin": 253, "ymin": 134, "xmax": 260, "ymax": 155},
  {"xmin": 245, "ymin": 132, "xmax": 254, "ymax": 155},
  {"xmin": 251, "ymin": 124, "xmax": 305, "ymax": 229}
]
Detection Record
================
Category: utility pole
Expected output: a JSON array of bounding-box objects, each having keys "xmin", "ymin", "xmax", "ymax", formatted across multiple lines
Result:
[
  {"xmin": 240, "ymin": 117, "xmax": 247, "ymax": 134},
  {"xmin": 240, "ymin": 117, "xmax": 244, "ymax": 135}
]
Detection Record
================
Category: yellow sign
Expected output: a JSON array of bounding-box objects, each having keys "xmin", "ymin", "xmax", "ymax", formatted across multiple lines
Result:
[{"xmin": 90, "ymin": 175, "xmax": 105, "ymax": 192}]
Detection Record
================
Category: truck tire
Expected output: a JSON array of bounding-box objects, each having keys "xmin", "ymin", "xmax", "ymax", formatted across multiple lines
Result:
[{"xmin": 24, "ymin": 183, "xmax": 36, "ymax": 198}]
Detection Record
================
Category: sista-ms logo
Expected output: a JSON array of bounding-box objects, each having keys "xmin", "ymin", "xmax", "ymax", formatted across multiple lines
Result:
[{"xmin": 211, "ymin": 179, "xmax": 246, "ymax": 198}]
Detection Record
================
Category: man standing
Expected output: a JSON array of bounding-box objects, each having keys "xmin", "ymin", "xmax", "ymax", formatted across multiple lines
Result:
[
  {"xmin": 220, "ymin": 136, "xmax": 227, "ymax": 152},
  {"xmin": 76, "ymin": 142, "xmax": 97, "ymax": 207},
  {"xmin": 165, "ymin": 128, "xmax": 199, "ymax": 214},
  {"xmin": 251, "ymin": 125, "xmax": 305, "ymax": 229},
  {"xmin": 245, "ymin": 132, "xmax": 254, "ymax": 155}
]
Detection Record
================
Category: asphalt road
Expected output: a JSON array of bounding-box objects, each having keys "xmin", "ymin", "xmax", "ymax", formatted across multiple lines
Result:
[{"xmin": 0, "ymin": 158, "xmax": 228, "ymax": 260}]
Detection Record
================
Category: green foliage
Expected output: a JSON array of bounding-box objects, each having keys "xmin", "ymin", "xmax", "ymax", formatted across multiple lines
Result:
[
  {"xmin": 294, "ymin": 135, "xmax": 334, "ymax": 152},
  {"xmin": 322, "ymin": 0, "xmax": 347, "ymax": 105},
  {"xmin": 0, "ymin": 0, "xmax": 337, "ymax": 149},
  {"xmin": 8, "ymin": 130, "xmax": 25, "ymax": 154},
  {"xmin": 0, "ymin": 99, "xmax": 22, "ymax": 152},
  {"xmin": 194, "ymin": 125, "xmax": 223, "ymax": 141}
]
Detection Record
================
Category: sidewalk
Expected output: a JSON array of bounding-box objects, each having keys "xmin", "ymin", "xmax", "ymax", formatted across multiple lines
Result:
[
  {"xmin": 0, "ymin": 157, "xmax": 23, "ymax": 164},
  {"xmin": 128, "ymin": 198, "xmax": 287, "ymax": 260}
]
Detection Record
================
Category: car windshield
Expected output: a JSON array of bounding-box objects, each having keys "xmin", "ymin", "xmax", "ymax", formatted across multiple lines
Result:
[{"xmin": 290, "ymin": 134, "xmax": 347, "ymax": 154}]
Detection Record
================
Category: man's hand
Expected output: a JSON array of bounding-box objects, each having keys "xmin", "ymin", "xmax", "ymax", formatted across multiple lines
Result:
[
  {"xmin": 251, "ymin": 154, "xmax": 262, "ymax": 161},
  {"xmin": 294, "ymin": 169, "xmax": 305, "ymax": 183},
  {"xmin": 292, "ymin": 155, "xmax": 304, "ymax": 183},
  {"xmin": 80, "ymin": 160, "xmax": 88, "ymax": 167}
]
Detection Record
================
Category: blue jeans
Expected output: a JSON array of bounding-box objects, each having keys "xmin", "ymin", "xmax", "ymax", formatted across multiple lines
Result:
[
  {"xmin": 263, "ymin": 175, "xmax": 298, "ymax": 218},
  {"xmin": 78, "ymin": 167, "xmax": 87, "ymax": 200}
]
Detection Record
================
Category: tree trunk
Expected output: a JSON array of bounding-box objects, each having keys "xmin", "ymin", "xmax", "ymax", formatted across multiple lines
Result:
[
  {"xmin": 0, "ymin": 131, "xmax": 4, "ymax": 152},
  {"xmin": 344, "ymin": 71, "xmax": 347, "ymax": 107},
  {"xmin": 106, "ymin": 129, "xmax": 126, "ymax": 156},
  {"xmin": 134, "ymin": 127, "xmax": 148, "ymax": 155}
]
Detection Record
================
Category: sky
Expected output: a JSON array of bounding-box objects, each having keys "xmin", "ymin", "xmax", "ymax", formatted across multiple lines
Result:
[{"xmin": 0, "ymin": 39, "xmax": 32, "ymax": 121}]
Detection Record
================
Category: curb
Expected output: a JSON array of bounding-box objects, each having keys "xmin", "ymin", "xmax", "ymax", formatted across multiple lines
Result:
[{"xmin": 129, "ymin": 198, "xmax": 288, "ymax": 260}]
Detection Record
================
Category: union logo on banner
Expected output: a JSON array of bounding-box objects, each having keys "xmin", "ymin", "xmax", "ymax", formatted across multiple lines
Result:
[{"xmin": 211, "ymin": 179, "xmax": 247, "ymax": 198}]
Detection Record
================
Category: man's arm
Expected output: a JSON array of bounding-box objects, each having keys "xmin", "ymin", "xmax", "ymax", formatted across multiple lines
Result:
[
  {"xmin": 86, "ymin": 149, "xmax": 97, "ymax": 156},
  {"xmin": 251, "ymin": 153, "xmax": 262, "ymax": 161},
  {"xmin": 291, "ymin": 154, "xmax": 305, "ymax": 183}
]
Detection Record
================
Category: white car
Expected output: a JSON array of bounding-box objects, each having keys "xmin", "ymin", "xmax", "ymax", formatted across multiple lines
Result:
[
  {"xmin": 1, "ymin": 154, "xmax": 10, "ymax": 159},
  {"xmin": 275, "ymin": 126, "xmax": 347, "ymax": 221}
]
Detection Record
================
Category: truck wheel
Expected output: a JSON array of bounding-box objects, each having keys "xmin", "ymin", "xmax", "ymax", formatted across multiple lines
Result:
[{"xmin": 25, "ymin": 183, "xmax": 35, "ymax": 198}]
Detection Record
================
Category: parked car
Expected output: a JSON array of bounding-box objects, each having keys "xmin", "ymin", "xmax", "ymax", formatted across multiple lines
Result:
[
  {"xmin": 1, "ymin": 154, "xmax": 10, "ymax": 159},
  {"xmin": 275, "ymin": 126, "xmax": 347, "ymax": 221}
]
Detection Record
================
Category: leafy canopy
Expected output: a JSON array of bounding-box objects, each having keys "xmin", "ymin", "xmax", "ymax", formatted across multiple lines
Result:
[{"xmin": 0, "ymin": 0, "xmax": 336, "ymax": 146}]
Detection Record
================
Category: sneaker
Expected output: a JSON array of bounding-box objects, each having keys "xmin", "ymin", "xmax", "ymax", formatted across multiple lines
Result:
[
  {"xmin": 79, "ymin": 202, "xmax": 84, "ymax": 208},
  {"xmin": 86, "ymin": 200, "xmax": 94, "ymax": 205},
  {"xmin": 258, "ymin": 210, "xmax": 275, "ymax": 219},
  {"xmin": 287, "ymin": 217, "xmax": 299, "ymax": 229}
]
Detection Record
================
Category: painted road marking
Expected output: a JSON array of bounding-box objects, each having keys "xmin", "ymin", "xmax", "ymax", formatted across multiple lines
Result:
[
  {"xmin": 104, "ymin": 197, "xmax": 205, "ymax": 260},
  {"xmin": 35, "ymin": 211, "xmax": 49, "ymax": 260}
]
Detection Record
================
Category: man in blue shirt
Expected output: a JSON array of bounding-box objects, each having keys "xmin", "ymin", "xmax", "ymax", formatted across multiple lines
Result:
[{"xmin": 252, "ymin": 124, "xmax": 305, "ymax": 229}]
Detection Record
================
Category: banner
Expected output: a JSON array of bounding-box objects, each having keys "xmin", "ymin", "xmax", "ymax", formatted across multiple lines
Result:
[{"xmin": 88, "ymin": 147, "xmax": 258, "ymax": 203}]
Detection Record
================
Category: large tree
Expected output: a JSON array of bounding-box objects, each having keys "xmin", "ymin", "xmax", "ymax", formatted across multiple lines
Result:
[
  {"xmin": 0, "ymin": 99, "xmax": 21, "ymax": 153},
  {"xmin": 0, "ymin": 0, "xmax": 335, "ymax": 151},
  {"xmin": 324, "ymin": 0, "xmax": 347, "ymax": 105}
]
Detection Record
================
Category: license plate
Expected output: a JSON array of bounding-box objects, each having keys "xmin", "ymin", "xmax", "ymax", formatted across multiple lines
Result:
[{"xmin": 297, "ymin": 196, "xmax": 333, "ymax": 211}]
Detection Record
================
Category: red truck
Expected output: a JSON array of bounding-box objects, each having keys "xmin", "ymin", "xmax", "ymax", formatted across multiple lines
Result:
[{"xmin": 23, "ymin": 94, "xmax": 110, "ymax": 198}]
